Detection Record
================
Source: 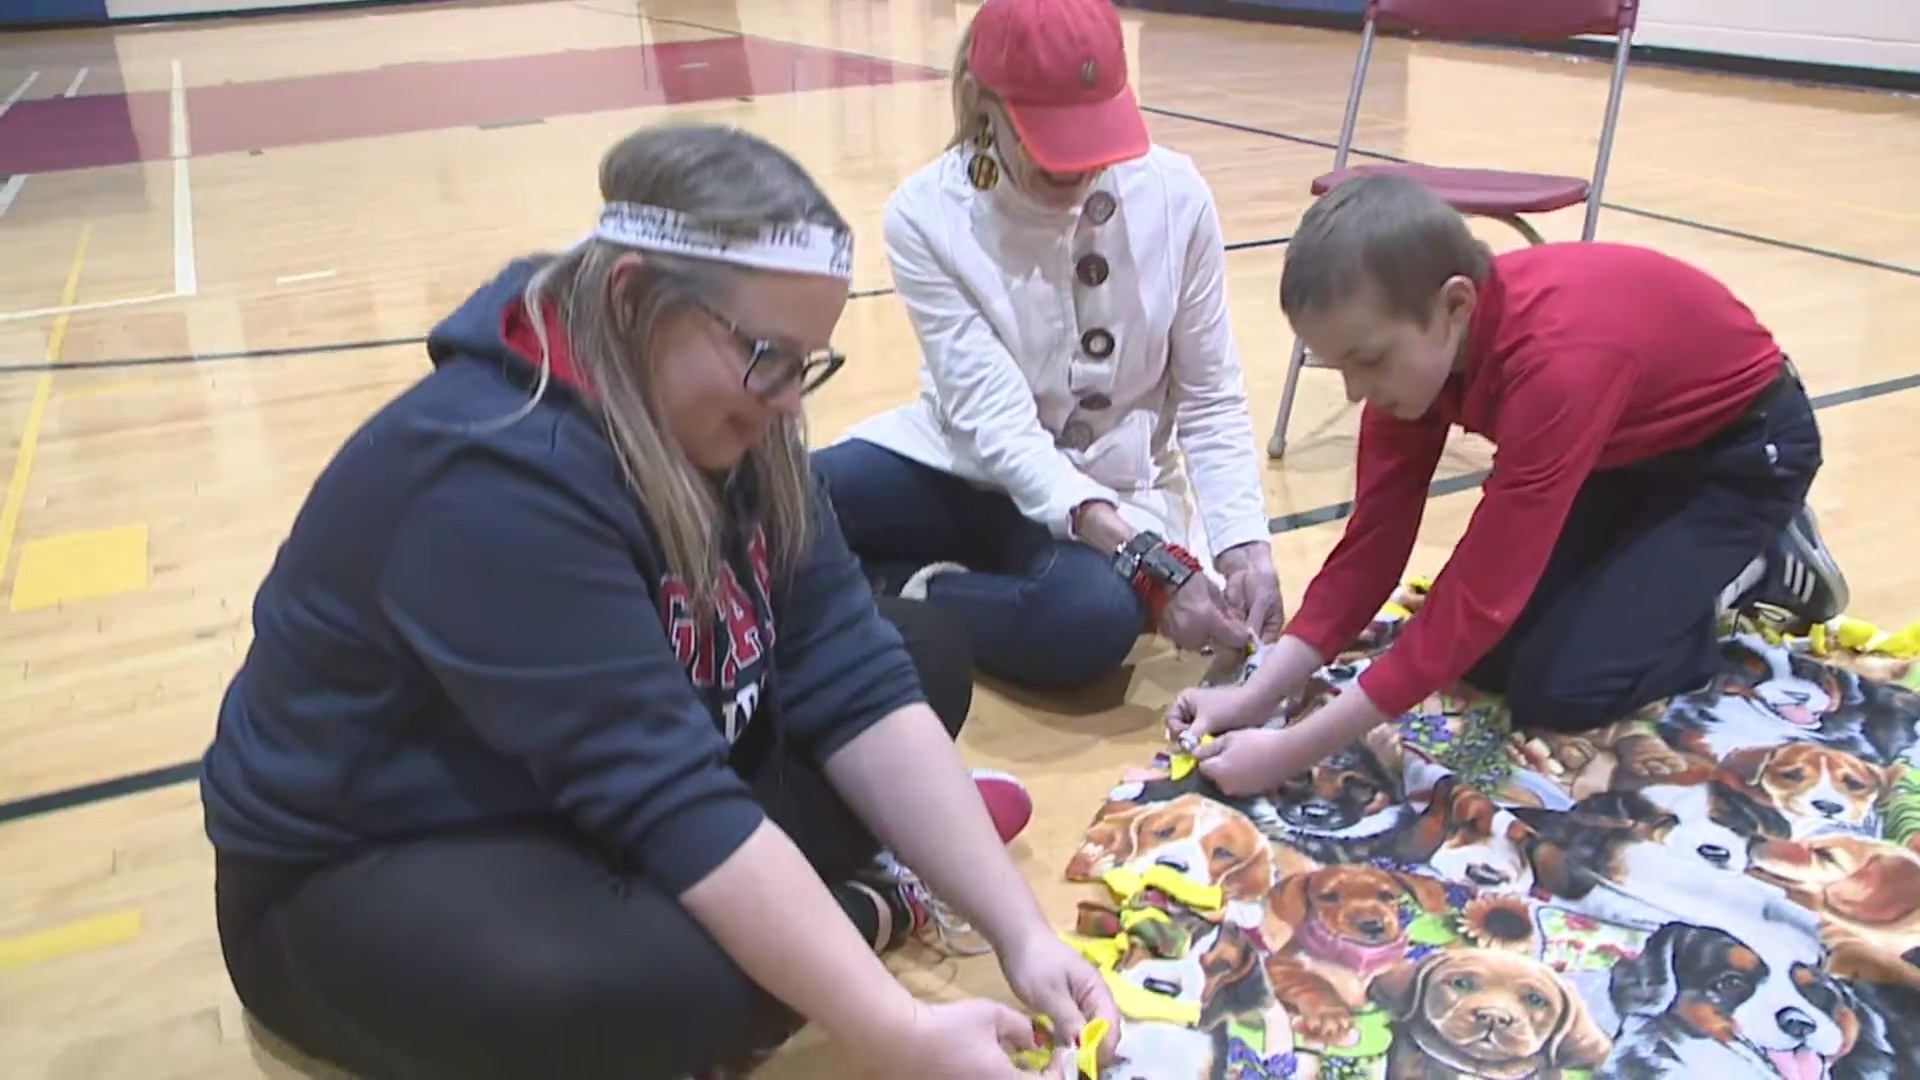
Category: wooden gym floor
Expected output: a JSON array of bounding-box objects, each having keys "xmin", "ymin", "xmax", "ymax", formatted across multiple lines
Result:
[{"xmin": 1, "ymin": 0, "xmax": 1918, "ymax": 1074}]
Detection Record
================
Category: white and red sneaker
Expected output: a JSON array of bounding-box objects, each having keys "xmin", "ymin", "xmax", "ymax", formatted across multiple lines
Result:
[
  {"xmin": 971, "ymin": 767, "xmax": 1033, "ymax": 846},
  {"xmin": 868, "ymin": 851, "xmax": 992, "ymax": 957},
  {"xmin": 856, "ymin": 769, "xmax": 1033, "ymax": 958}
]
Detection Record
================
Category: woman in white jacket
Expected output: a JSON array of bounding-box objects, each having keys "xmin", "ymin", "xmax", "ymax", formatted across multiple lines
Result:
[{"xmin": 816, "ymin": 0, "xmax": 1283, "ymax": 689}]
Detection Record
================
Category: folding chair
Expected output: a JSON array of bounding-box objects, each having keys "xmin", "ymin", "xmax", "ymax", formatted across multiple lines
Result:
[{"xmin": 1267, "ymin": 0, "xmax": 1640, "ymax": 459}]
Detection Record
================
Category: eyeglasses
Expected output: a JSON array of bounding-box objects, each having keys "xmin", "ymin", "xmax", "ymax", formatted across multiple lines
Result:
[{"xmin": 694, "ymin": 298, "xmax": 845, "ymax": 399}]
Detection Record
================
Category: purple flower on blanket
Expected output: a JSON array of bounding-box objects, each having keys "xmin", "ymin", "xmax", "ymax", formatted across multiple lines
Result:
[
  {"xmin": 1403, "ymin": 711, "xmax": 1453, "ymax": 746},
  {"xmin": 1223, "ymin": 1039, "xmax": 1299, "ymax": 1078},
  {"xmin": 1366, "ymin": 854, "xmax": 1427, "ymax": 877},
  {"xmin": 1400, "ymin": 705, "xmax": 1515, "ymax": 789}
]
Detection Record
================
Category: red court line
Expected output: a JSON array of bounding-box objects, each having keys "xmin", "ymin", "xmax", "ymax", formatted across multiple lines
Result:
[{"xmin": 0, "ymin": 36, "xmax": 939, "ymax": 175}]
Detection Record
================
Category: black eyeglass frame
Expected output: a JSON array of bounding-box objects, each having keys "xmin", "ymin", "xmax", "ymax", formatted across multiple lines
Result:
[{"xmin": 693, "ymin": 297, "xmax": 846, "ymax": 399}]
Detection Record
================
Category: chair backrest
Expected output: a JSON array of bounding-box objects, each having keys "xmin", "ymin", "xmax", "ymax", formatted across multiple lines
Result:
[
  {"xmin": 1327, "ymin": 0, "xmax": 1638, "ymax": 242},
  {"xmin": 1370, "ymin": 0, "xmax": 1637, "ymax": 41}
]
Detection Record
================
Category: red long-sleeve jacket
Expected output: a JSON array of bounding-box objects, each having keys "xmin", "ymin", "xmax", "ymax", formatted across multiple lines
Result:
[{"xmin": 1286, "ymin": 242, "xmax": 1785, "ymax": 716}]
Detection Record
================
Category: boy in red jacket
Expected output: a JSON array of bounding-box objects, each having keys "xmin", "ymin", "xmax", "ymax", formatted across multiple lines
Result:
[{"xmin": 1173, "ymin": 174, "xmax": 1847, "ymax": 795}]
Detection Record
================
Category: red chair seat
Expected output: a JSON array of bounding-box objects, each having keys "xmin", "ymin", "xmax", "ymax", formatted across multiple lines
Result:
[{"xmin": 1310, "ymin": 162, "xmax": 1591, "ymax": 216}]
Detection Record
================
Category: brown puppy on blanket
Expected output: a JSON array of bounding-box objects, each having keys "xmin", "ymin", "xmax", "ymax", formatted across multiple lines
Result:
[
  {"xmin": 1368, "ymin": 947, "xmax": 1612, "ymax": 1080},
  {"xmin": 1261, "ymin": 864, "xmax": 1451, "ymax": 1045}
]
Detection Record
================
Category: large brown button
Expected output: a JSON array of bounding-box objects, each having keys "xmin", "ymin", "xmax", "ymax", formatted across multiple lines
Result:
[
  {"xmin": 1085, "ymin": 190, "xmax": 1116, "ymax": 224},
  {"xmin": 1081, "ymin": 328, "xmax": 1115, "ymax": 359},
  {"xmin": 1076, "ymin": 254, "xmax": 1109, "ymax": 287},
  {"xmin": 1058, "ymin": 420, "xmax": 1094, "ymax": 451},
  {"xmin": 1080, "ymin": 392, "xmax": 1112, "ymax": 411}
]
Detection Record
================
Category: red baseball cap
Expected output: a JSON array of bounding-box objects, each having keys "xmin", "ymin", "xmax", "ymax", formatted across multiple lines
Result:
[{"xmin": 967, "ymin": 0, "xmax": 1150, "ymax": 175}]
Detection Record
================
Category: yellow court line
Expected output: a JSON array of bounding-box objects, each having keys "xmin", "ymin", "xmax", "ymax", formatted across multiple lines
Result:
[
  {"xmin": 0, "ymin": 223, "xmax": 92, "ymax": 593},
  {"xmin": 0, "ymin": 909, "xmax": 143, "ymax": 974}
]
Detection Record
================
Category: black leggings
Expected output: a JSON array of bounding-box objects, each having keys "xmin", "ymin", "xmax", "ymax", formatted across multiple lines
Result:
[
  {"xmin": 1464, "ymin": 365, "xmax": 1820, "ymax": 732},
  {"xmin": 215, "ymin": 596, "xmax": 973, "ymax": 1080}
]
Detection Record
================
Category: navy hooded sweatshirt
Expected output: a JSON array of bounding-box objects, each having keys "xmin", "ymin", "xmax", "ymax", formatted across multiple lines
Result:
[{"xmin": 199, "ymin": 259, "xmax": 925, "ymax": 896}]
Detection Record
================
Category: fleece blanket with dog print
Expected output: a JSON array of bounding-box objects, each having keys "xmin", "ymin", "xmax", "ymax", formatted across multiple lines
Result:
[{"xmin": 1062, "ymin": 582, "xmax": 1920, "ymax": 1079}]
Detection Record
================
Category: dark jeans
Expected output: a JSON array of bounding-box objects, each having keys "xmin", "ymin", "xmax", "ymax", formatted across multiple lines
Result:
[
  {"xmin": 1464, "ymin": 365, "xmax": 1820, "ymax": 733},
  {"xmin": 214, "ymin": 596, "xmax": 971, "ymax": 1080},
  {"xmin": 812, "ymin": 438, "xmax": 1146, "ymax": 688}
]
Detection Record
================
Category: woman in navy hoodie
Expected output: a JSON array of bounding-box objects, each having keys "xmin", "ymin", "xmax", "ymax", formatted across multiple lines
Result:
[{"xmin": 200, "ymin": 123, "xmax": 1118, "ymax": 1080}]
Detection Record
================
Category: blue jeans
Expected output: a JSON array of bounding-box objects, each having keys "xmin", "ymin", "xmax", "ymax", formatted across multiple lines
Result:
[{"xmin": 812, "ymin": 439, "xmax": 1146, "ymax": 689}]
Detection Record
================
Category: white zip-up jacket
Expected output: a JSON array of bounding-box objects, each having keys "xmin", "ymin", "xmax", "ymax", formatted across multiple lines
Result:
[{"xmin": 837, "ymin": 143, "xmax": 1271, "ymax": 566}]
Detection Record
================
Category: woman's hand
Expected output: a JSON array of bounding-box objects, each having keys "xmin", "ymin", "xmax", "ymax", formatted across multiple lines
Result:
[
  {"xmin": 860, "ymin": 998, "xmax": 1046, "ymax": 1078},
  {"xmin": 999, "ymin": 932, "xmax": 1123, "ymax": 1066},
  {"xmin": 1216, "ymin": 542, "xmax": 1284, "ymax": 643},
  {"xmin": 1159, "ymin": 575, "xmax": 1251, "ymax": 656},
  {"xmin": 1166, "ymin": 683, "xmax": 1274, "ymax": 744}
]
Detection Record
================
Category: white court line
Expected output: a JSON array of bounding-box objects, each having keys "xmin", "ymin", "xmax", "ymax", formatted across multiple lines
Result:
[
  {"xmin": 0, "ymin": 64, "xmax": 193, "ymax": 318},
  {"xmin": 170, "ymin": 59, "xmax": 198, "ymax": 298},
  {"xmin": 0, "ymin": 71, "xmax": 39, "ymax": 118},
  {"xmin": 0, "ymin": 292, "xmax": 180, "ymax": 325},
  {"xmin": 276, "ymin": 270, "xmax": 338, "ymax": 286},
  {"xmin": 0, "ymin": 69, "xmax": 89, "ymax": 221}
]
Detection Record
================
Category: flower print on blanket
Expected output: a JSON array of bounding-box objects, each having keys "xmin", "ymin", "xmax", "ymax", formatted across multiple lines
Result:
[{"xmin": 1061, "ymin": 582, "xmax": 1920, "ymax": 1079}]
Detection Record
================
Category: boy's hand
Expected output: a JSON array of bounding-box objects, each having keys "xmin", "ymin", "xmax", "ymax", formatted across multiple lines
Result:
[
  {"xmin": 1191, "ymin": 728, "xmax": 1318, "ymax": 796},
  {"xmin": 1166, "ymin": 684, "xmax": 1270, "ymax": 744}
]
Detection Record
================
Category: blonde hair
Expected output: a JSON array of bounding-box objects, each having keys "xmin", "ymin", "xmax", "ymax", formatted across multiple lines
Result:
[
  {"xmin": 517, "ymin": 124, "xmax": 845, "ymax": 613},
  {"xmin": 947, "ymin": 21, "xmax": 994, "ymax": 151}
]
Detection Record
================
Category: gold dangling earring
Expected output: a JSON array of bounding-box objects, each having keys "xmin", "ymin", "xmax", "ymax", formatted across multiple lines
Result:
[{"xmin": 967, "ymin": 116, "xmax": 1000, "ymax": 191}]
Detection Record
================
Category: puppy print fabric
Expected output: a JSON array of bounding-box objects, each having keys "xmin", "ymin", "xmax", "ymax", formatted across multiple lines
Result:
[{"xmin": 1065, "ymin": 583, "xmax": 1920, "ymax": 1079}]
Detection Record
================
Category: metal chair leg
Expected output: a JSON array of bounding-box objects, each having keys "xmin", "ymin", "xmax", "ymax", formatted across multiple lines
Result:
[
  {"xmin": 1490, "ymin": 213, "xmax": 1546, "ymax": 246},
  {"xmin": 1267, "ymin": 337, "xmax": 1310, "ymax": 459}
]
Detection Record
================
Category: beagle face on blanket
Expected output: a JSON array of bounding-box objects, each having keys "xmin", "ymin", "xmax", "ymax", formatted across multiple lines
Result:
[
  {"xmin": 1604, "ymin": 920, "xmax": 1847, "ymax": 1080},
  {"xmin": 1068, "ymin": 792, "xmax": 1276, "ymax": 929},
  {"xmin": 1723, "ymin": 741, "xmax": 1904, "ymax": 838}
]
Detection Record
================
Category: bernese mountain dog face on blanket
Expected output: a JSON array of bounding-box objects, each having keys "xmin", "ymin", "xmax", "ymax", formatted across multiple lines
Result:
[
  {"xmin": 1666, "ymin": 636, "xmax": 1920, "ymax": 767},
  {"xmin": 1246, "ymin": 728, "xmax": 1417, "ymax": 873},
  {"xmin": 1603, "ymin": 920, "xmax": 1846, "ymax": 1080}
]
